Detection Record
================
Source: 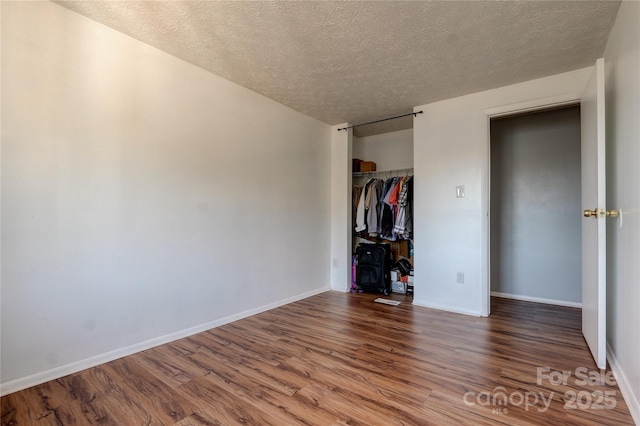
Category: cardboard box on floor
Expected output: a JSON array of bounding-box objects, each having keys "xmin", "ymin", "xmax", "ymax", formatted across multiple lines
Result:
[{"xmin": 386, "ymin": 240, "xmax": 410, "ymax": 264}]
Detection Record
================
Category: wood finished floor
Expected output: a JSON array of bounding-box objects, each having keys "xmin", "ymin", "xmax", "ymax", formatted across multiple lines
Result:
[{"xmin": 1, "ymin": 292, "xmax": 635, "ymax": 425}]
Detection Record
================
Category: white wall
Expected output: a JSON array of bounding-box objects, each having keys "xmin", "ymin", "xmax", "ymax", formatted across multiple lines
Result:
[
  {"xmin": 1, "ymin": 1, "xmax": 331, "ymax": 393},
  {"xmin": 491, "ymin": 107, "xmax": 582, "ymax": 305},
  {"xmin": 330, "ymin": 125, "xmax": 352, "ymax": 291},
  {"xmin": 412, "ymin": 68, "xmax": 591, "ymax": 316},
  {"xmin": 603, "ymin": 1, "xmax": 640, "ymax": 423},
  {"xmin": 353, "ymin": 129, "xmax": 413, "ymax": 171}
]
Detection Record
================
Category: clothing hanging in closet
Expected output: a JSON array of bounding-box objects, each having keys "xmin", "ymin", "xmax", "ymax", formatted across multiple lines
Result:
[{"xmin": 354, "ymin": 174, "xmax": 413, "ymax": 240}]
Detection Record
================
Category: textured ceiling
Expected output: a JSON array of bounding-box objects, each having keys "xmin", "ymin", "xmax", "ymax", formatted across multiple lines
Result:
[{"xmin": 55, "ymin": 1, "xmax": 620, "ymax": 137}]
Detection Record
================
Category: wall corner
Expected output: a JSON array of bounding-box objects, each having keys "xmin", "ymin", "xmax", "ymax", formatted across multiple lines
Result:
[{"xmin": 330, "ymin": 124, "xmax": 352, "ymax": 292}]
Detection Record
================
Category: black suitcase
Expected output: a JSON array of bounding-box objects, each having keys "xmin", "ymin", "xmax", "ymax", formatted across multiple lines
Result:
[{"xmin": 355, "ymin": 243, "xmax": 391, "ymax": 295}]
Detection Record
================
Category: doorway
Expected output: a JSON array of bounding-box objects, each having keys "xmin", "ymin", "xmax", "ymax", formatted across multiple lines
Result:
[{"xmin": 490, "ymin": 105, "xmax": 582, "ymax": 307}]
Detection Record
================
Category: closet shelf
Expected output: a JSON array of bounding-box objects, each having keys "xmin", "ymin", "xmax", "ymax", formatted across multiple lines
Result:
[{"xmin": 353, "ymin": 167, "xmax": 413, "ymax": 178}]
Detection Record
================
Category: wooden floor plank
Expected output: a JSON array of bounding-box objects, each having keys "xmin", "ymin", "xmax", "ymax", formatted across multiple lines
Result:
[
  {"xmin": 1, "ymin": 292, "xmax": 635, "ymax": 425},
  {"xmin": 98, "ymin": 357, "xmax": 197, "ymax": 424}
]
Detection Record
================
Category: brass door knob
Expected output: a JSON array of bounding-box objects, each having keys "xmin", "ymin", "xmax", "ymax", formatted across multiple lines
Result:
[
  {"xmin": 584, "ymin": 209, "xmax": 598, "ymax": 218},
  {"xmin": 583, "ymin": 208, "xmax": 619, "ymax": 218}
]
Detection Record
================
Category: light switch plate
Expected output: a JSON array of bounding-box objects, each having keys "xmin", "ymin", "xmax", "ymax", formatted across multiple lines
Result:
[{"xmin": 456, "ymin": 185, "xmax": 465, "ymax": 198}]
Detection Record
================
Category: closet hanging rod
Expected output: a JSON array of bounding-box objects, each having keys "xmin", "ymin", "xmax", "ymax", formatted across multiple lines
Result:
[
  {"xmin": 337, "ymin": 111, "xmax": 423, "ymax": 131},
  {"xmin": 353, "ymin": 167, "xmax": 413, "ymax": 177}
]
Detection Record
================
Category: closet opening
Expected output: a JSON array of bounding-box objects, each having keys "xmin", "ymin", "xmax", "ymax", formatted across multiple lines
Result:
[
  {"xmin": 489, "ymin": 105, "xmax": 582, "ymax": 311},
  {"xmin": 351, "ymin": 128, "xmax": 414, "ymax": 301}
]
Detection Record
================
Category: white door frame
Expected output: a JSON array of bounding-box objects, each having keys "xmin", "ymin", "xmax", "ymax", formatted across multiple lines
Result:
[{"xmin": 481, "ymin": 92, "xmax": 584, "ymax": 317}]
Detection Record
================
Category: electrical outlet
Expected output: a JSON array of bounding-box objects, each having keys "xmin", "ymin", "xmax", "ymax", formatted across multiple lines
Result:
[
  {"xmin": 456, "ymin": 272, "xmax": 464, "ymax": 284},
  {"xmin": 456, "ymin": 185, "xmax": 465, "ymax": 198}
]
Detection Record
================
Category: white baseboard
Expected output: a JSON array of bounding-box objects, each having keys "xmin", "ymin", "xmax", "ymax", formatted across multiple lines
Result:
[
  {"xmin": 0, "ymin": 286, "xmax": 330, "ymax": 397},
  {"xmin": 491, "ymin": 291, "xmax": 582, "ymax": 308},
  {"xmin": 412, "ymin": 298, "xmax": 481, "ymax": 317},
  {"xmin": 607, "ymin": 342, "xmax": 640, "ymax": 425}
]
